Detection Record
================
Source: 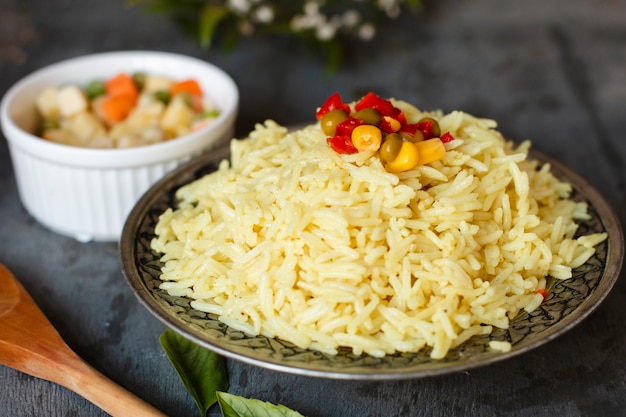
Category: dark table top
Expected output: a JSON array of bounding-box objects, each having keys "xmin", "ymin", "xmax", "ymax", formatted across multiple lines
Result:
[{"xmin": 1, "ymin": 1, "xmax": 626, "ymax": 416}]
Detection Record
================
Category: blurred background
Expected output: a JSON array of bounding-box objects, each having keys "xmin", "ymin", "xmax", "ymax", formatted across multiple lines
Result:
[
  {"xmin": 1, "ymin": 1, "xmax": 626, "ymax": 416},
  {"xmin": 4, "ymin": 0, "xmax": 625, "ymax": 223}
]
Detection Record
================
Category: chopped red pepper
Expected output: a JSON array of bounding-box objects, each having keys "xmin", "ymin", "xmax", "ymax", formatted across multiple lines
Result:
[
  {"xmin": 440, "ymin": 131, "xmax": 455, "ymax": 143},
  {"xmin": 536, "ymin": 288, "xmax": 548, "ymax": 299},
  {"xmin": 379, "ymin": 117, "xmax": 402, "ymax": 134},
  {"xmin": 327, "ymin": 135, "xmax": 358, "ymax": 154},
  {"xmin": 399, "ymin": 123, "xmax": 418, "ymax": 136},
  {"xmin": 355, "ymin": 92, "xmax": 394, "ymax": 115},
  {"xmin": 355, "ymin": 92, "xmax": 406, "ymax": 124},
  {"xmin": 316, "ymin": 92, "xmax": 351, "ymax": 120},
  {"xmin": 335, "ymin": 116, "xmax": 365, "ymax": 137},
  {"xmin": 417, "ymin": 120, "xmax": 436, "ymax": 139},
  {"xmin": 318, "ymin": 92, "xmax": 449, "ymax": 169}
]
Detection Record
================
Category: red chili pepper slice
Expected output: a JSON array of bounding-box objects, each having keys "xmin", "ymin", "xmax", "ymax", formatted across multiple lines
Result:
[
  {"xmin": 417, "ymin": 120, "xmax": 436, "ymax": 139},
  {"xmin": 355, "ymin": 92, "xmax": 394, "ymax": 115},
  {"xmin": 335, "ymin": 116, "xmax": 365, "ymax": 137},
  {"xmin": 355, "ymin": 92, "xmax": 406, "ymax": 124},
  {"xmin": 316, "ymin": 92, "xmax": 351, "ymax": 120},
  {"xmin": 395, "ymin": 110, "xmax": 407, "ymax": 125},
  {"xmin": 379, "ymin": 118, "xmax": 395, "ymax": 134},
  {"xmin": 440, "ymin": 131, "xmax": 454, "ymax": 143},
  {"xmin": 327, "ymin": 135, "xmax": 358, "ymax": 154},
  {"xmin": 400, "ymin": 123, "xmax": 418, "ymax": 136}
]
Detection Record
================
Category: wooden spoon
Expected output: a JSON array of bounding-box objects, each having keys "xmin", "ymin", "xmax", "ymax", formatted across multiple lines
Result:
[{"xmin": 0, "ymin": 263, "xmax": 168, "ymax": 416}]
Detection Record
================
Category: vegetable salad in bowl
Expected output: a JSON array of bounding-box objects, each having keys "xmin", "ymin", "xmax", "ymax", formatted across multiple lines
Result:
[
  {"xmin": 1, "ymin": 51, "xmax": 238, "ymax": 241},
  {"xmin": 36, "ymin": 72, "xmax": 220, "ymax": 149}
]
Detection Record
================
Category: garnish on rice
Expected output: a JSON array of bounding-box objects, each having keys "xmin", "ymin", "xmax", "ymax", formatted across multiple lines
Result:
[{"xmin": 317, "ymin": 92, "xmax": 454, "ymax": 172}]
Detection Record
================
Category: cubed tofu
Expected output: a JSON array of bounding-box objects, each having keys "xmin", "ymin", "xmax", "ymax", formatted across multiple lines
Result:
[
  {"xmin": 141, "ymin": 124, "xmax": 165, "ymax": 144},
  {"xmin": 109, "ymin": 121, "xmax": 133, "ymax": 142},
  {"xmin": 88, "ymin": 135, "xmax": 115, "ymax": 149},
  {"xmin": 125, "ymin": 98, "xmax": 164, "ymax": 131},
  {"xmin": 143, "ymin": 75, "xmax": 173, "ymax": 93},
  {"xmin": 174, "ymin": 125, "xmax": 191, "ymax": 137},
  {"xmin": 57, "ymin": 85, "xmax": 88, "ymax": 117},
  {"xmin": 117, "ymin": 134, "xmax": 147, "ymax": 148},
  {"xmin": 66, "ymin": 111, "xmax": 107, "ymax": 144},
  {"xmin": 36, "ymin": 87, "xmax": 61, "ymax": 120},
  {"xmin": 42, "ymin": 128, "xmax": 81, "ymax": 147},
  {"xmin": 160, "ymin": 96, "xmax": 194, "ymax": 134}
]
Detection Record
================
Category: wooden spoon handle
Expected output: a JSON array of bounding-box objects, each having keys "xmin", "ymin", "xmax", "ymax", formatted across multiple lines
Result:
[
  {"xmin": 0, "ymin": 264, "xmax": 168, "ymax": 416},
  {"xmin": 58, "ymin": 355, "xmax": 168, "ymax": 417},
  {"xmin": 1, "ymin": 334, "xmax": 168, "ymax": 417}
]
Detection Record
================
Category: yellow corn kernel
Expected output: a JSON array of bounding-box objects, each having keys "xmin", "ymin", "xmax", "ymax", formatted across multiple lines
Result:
[
  {"xmin": 383, "ymin": 116, "xmax": 402, "ymax": 132},
  {"xmin": 386, "ymin": 141, "xmax": 420, "ymax": 172},
  {"xmin": 351, "ymin": 124, "xmax": 382, "ymax": 152},
  {"xmin": 415, "ymin": 138, "xmax": 446, "ymax": 165}
]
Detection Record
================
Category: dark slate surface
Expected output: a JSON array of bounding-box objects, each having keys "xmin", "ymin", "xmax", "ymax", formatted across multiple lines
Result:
[{"xmin": 1, "ymin": 0, "xmax": 625, "ymax": 416}]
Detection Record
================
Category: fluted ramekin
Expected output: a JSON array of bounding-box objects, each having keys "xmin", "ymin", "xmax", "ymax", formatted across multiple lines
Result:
[{"xmin": 1, "ymin": 51, "xmax": 238, "ymax": 242}]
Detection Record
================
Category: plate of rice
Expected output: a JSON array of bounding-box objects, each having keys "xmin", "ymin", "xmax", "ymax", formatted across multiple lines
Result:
[{"xmin": 120, "ymin": 93, "xmax": 623, "ymax": 379}]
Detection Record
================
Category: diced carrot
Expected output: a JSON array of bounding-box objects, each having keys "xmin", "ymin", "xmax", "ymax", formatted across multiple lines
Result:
[
  {"xmin": 100, "ymin": 95, "xmax": 136, "ymax": 124},
  {"xmin": 171, "ymin": 79, "xmax": 203, "ymax": 97},
  {"xmin": 105, "ymin": 73, "xmax": 139, "ymax": 101}
]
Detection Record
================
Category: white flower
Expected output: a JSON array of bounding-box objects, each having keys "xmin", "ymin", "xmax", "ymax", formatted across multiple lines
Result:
[
  {"xmin": 223, "ymin": 0, "xmax": 410, "ymax": 42},
  {"xmin": 291, "ymin": 14, "xmax": 321, "ymax": 31},
  {"xmin": 239, "ymin": 20, "xmax": 255, "ymax": 35},
  {"xmin": 304, "ymin": 0, "xmax": 321, "ymax": 16},
  {"xmin": 254, "ymin": 5, "xmax": 274, "ymax": 23},
  {"xmin": 316, "ymin": 21, "xmax": 337, "ymax": 40},
  {"xmin": 228, "ymin": 0, "xmax": 252, "ymax": 14},
  {"xmin": 377, "ymin": 0, "xmax": 402, "ymax": 18},
  {"xmin": 358, "ymin": 22, "xmax": 376, "ymax": 40},
  {"xmin": 342, "ymin": 9, "xmax": 361, "ymax": 27}
]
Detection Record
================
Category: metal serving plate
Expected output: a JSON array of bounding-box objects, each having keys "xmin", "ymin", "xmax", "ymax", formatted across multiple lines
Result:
[{"xmin": 120, "ymin": 144, "xmax": 623, "ymax": 380}]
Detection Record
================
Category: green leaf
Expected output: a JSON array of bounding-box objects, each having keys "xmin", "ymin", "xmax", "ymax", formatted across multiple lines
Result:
[
  {"xmin": 321, "ymin": 40, "xmax": 343, "ymax": 76},
  {"xmin": 405, "ymin": 0, "xmax": 424, "ymax": 13},
  {"xmin": 160, "ymin": 329, "xmax": 229, "ymax": 417},
  {"xmin": 198, "ymin": 4, "xmax": 230, "ymax": 49},
  {"xmin": 217, "ymin": 392, "xmax": 307, "ymax": 417}
]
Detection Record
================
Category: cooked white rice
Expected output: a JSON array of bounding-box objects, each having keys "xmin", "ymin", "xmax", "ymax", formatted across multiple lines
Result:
[{"xmin": 151, "ymin": 101, "xmax": 607, "ymax": 359}]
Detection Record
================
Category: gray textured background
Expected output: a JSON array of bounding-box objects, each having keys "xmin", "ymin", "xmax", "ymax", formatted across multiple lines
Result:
[{"xmin": 1, "ymin": 0, "xmax": 625, "ymax": 416}]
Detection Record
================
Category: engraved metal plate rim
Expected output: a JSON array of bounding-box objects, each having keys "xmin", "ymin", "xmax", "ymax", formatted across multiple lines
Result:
[{"xmin": 120, "ymin": 144, "xmax": 624, "ymax": 380}]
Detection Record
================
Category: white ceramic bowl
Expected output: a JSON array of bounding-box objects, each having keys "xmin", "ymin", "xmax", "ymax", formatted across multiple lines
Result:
[{"xmin": 1, "ymin": 50, "xmax": 238, "ymax": 242}]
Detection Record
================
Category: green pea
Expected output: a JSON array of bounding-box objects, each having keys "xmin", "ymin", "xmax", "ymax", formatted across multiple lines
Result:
[
  {"xmin": 154, "ymin": 90, "xmax": 171, "ymax": 104},
  {"xmin": 132, "ymin": 72, "xmax": 146, "ymax": 90},
  {"xmin": 85, "ymin": 80, "xmax": 105, "ymax": 100},
  {"xmin": 353, "ymin": 108, "xmax": 381, "ymax": 126},
  {"xmin": 321, "ymin": 109, "xmax": 349, "ymax": 136},
  {"xmin": 202, "ymin": 109, "xmax": 220, "ymax": 118},
  {"xmin": 379, "ymin": 133, "xmax": 404, "ymax": 163}
]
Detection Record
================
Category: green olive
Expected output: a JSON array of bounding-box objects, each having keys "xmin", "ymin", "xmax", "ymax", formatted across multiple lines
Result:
[
  {"xmin": 418, "ymin": 117, "xmax": 441, "ymax": 139},
  {"xmin": 401, "ymin": 129, "xmax": 424, "ymax": 143},
  {"xmin": 321, "ymin": 109, "xmax": 349, "ymax": 136},
  {"xmin": 353, "ymin": 108, "xmax": 381, "ymax": 126},
  {"xmin": 379, "ymin": 133, "xmax": 404, "ymax": 163}
]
